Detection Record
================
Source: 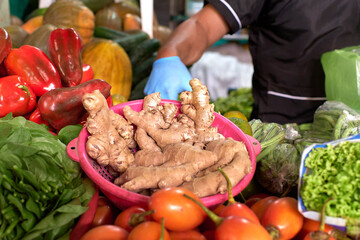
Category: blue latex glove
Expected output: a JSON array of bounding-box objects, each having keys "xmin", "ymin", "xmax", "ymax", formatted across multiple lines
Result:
[{"xmin": 144, "ymin": 56, "xmax": 193, "ymax": 100}]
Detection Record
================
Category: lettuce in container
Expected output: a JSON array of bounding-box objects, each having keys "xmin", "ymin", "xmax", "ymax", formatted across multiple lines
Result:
[{"xmin": 298, "ymin": 134, "xmax": 360, "ymax": 238}]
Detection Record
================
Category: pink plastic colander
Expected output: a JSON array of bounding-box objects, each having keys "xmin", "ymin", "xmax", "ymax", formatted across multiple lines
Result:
[{"xmin": 67, "ymin": 99, "xmax": 261, "ymax": 210}]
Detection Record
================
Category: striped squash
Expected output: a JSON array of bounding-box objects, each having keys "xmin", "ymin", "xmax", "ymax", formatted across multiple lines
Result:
[
  {"xmin": 43, "ymin": 0, "xmax": 95, "ymax": 44},
  {"xmin": 95, "ymin": 6, "xmax": 122, "ymax": 31},
  {"xmin": 81, "ymin": 39, "xmax": 133, "ymax": 99},
  {"xmin": 22, "ymin": 24, "xmax": 57, "ymax": 57}
]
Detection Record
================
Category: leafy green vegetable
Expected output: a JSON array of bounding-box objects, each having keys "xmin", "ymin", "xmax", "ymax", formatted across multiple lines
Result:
[
  {"xmin": 214, "ymin": 88, "xmax": 254, "ymax": 119},
  {"xmin": 249, "ymin": 119, "xmax": 286, "ymax": 162},
  {"xmin": 0, "ymin": 115, "xmax": 93, "ymax": 239},
  {"xmin": 255, "ymin": 143, "xmax": 300, "ymax": 195},
  {"xmin": 300, "ymin": 141, "xmax": 360, "ymax": 220},
  {"xmin": 57, "ymin": 124, "xmax": 83, "ymax": 145},
  {"xmin": 310, "ymin": 101, "xmax": 360, "ymax": 141},
  {"xmin": 346, "ymin": 217, "xmax": 360, "ymax": 239},
  {"xmin": 22, "ymin": 199, "xmax": 87, "ymax": 240}
]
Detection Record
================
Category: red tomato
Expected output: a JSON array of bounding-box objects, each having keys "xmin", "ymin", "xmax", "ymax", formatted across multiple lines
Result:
[
  {"xmin": 303, "ymin": 231, "xmax": 331, "ymax": 240},
  {"xmin": 169, "ymin": 229, "xmax": 206, "ymax": 240},
  {"xmin": 250, "ymin": 195, "xmax": 279, "ymax": 220},
  {"xmin": 295, "ymin": 218, "xmax": 335, "ymax": 240},
  {"xmin": 128, "ymin": 221, "xmax": 170, "ymax": 240},
  {"xmin": 244, "ymin": 198, "xmax": 260, "ymax": 208},
  {"xmin": 212, "ymin": 204, "xmax": 226, "ymax": 215},
  {"xmin": 148, "ymin": 187, "xmax": 207, "ymax": 231},
  {"xmin": 91, "ymin": 196, "xmax": 118, "ymax": 227},
  {"xmin": 114, "ymin": 206, "xmax": 150, "ymax": 232},
  {"xmin": 202, "ymin": 230, "xmax": 215, "ymax": 240},
  {"xmin": 215, "ymin": 216, "xmax": 272, "ymax": 240},
  {"xmin": 80, "ymin": 225, "xmax": 128, "ymax": 240},
  {"xmin": 97, "ymin": 196, "xmax": 113, "ymax": 207},
  {"xmin": 261, "ymin": 197, "xmax": 304, "ymax": 240},
  {"xmin": 199, "ymin": 204, "xmax": 226, "ymax": 232},
  {"xmin": 218, "ymin": 202, "xmax": 260, "ymax": 224},
  {"xmin": 245, "ymin": 193, "xmax": 270, "ymax": 208},
  {"xmin": 91, "ymin": 205, "xmax": 114, "ymax": 227}
]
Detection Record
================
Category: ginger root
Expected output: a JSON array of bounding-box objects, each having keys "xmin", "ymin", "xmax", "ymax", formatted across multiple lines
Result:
[
  {"xmin": 117, "ymin": 79, "xmax": 250, "ymax": 197},
  {"xmin": 115, "ymin": 138, "xmax": 251, "ymax": 196},
  {"xmin": 82, "ymin": 80, "xmax": 252, "ymax": 198},
  {"xmin": 83, "ymin": 90, "xmax": 135, "ymax": 173},
  {"xmin": 179, "ymin": 78, "xmax": 215, "ymax": 133},
  {"xmin": 124, "ymin": 79, "xmax": 224, "ymax": 149},
  {"xmin": 123, "ymin": 92, "xmax": 196, "ymax": 148},
  {"xmin": 114, "ymin": 142, "xmax": 218, "ymax": 192},
  {"xmin": 180, "ymin": 138, "xmax": 252, "ymax": 197}
]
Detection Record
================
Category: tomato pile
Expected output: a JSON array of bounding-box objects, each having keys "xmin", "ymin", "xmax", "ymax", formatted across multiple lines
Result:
[{"xmin": 79, "ymin": 187, "xmax": 347, "ymax": 240}]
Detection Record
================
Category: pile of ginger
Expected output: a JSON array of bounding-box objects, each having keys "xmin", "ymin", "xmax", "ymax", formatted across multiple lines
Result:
[{"xmin": 82, "ymin": 79, "xmax": 252, "ymax": 197}]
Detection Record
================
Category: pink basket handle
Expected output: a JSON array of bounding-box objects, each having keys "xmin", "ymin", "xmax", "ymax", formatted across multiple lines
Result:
[
  {"xmin": 69, "ymin": 186, "xmax": 99, "ymax": 240},
  {"xmin": 246, "ymin": 135, "xmax": 261, "ymax": 156},
  {"xmin": 67, "ymin": 138, "xmax": 80, "ymax": 162}
]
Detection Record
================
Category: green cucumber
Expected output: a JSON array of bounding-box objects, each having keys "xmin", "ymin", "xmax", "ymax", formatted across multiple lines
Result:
[
  {"xmin": 94, "ymin": 26, "xmax": 149, "ymax": 53},
  {"xmin": 79, "ymin": 0, "xmax": 114, "ymax": 13},
  {"xmin": 132, "ymin": 55, "xmax": 156, "ymax": 88},
  {"xmin": 24, "ymin": 8, "xmax": 47, "ymax": 22},
  {"xmin": 94, "ymin": 26, "xmax": 129, "ymax": 39},
  {"xmin": 129, "ymin": 38, "xmax": 161, "ymax": 66},
  {"xmin": 129, "ymin": 77, "xmax": 149, "ymax": 100},
  {"xmin": 112, "ymin": 31, "xmax": 149, "ymax": 53}
]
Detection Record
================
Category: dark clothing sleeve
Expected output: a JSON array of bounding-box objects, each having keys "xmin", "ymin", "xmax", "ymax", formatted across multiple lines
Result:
[{"xmin": 204, "ymin": 0, "xmax": 265, "ymax": 33}]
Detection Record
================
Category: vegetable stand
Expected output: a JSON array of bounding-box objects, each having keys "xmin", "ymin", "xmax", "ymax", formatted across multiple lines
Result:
[
  {"xmin": 66, "ymin": 99, "xmax": 261, "ymax": 210},
  {"xmin": 0, "ymin": 0, "xmax": 359, "ymax": 239}
]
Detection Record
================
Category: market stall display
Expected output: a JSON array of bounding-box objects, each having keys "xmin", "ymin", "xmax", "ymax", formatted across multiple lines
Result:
[{"xmin": 0, "ymin": 0, "xmax": 359, "ymax": 239}]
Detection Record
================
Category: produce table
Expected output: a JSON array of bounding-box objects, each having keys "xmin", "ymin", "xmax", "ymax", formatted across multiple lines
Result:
[{"xmin": 0, "ymin": 1, "xmax": 359, "ymax": 239}]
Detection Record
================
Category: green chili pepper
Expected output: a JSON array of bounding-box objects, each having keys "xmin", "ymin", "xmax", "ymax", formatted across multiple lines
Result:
[
  {"xmin": 7, "ymin": 194, "xmax": 37, "ymax": 231},
  {"xmin": 0, "ymin": 220, "xmax": 7, "ymax": 237},
  {"xmin": 14, "ymin": 225, "xmax": 25, "ymax": 240},
  {"xmin": 26, "ymin": 197, "xmax": 41, "ymax": 219},
  {"xmin": 12, "ymin": 165, "xmax": 40, "ymax": 190},
  {"xmin": 5, "ymin": 219, "xmax": 20, "ymax": 236},
  {"xmin": 2, "ymin": 205, "xmax": 18, "ymax": 221}
]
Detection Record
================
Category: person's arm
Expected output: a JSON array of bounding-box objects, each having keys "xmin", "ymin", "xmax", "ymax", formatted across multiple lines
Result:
[
  {"xmin": 156, "ymin": 4, "xmax": 230, "ymax": 65},
  {"xmin": 144, "ymin": 4, "xmax": 230, "ymax": 100}
]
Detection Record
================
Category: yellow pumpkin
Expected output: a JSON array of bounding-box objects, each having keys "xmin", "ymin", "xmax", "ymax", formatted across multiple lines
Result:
[
  {"xmin": 43, "ymin": 0, "xmax": 95, "ymax": 44},
  {"xmin": 109, "ymin": 1, "xmax": 140, "ymax": 21},
  {"xmin": 82, "ymin": 39, "xmax": 133, "ymax": 99},
  {"xmin": 123, "ymin": 13, "xmax": 141, "ymax": 31},
  {"xmin": 21, "ymin": 15, "xmax": 43, "ymax": 34}
]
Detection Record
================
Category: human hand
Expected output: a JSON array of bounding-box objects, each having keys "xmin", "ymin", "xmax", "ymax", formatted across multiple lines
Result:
[{"xmin": 144, "ymin": 56, "xmax": 193, "ymax": 100}]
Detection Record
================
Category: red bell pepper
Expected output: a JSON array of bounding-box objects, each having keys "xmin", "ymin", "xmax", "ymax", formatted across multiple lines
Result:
[
  {"xmin": 0, "ymin": 62, "xmax": 7, "ymax": 78},
  {"xmin": 29, "ymin": 107, "xmax": 50, "ymax": 126},
  {"xmin": 0, "ymin": 75, "xmax": 36, "ymax": 117},
  {"xmin": 0, "ymin": 28, "xmax": 11, "ymax": 64},
  {"xmin": 48, "ymin": 28, "xmax": 83, "ymax": 87},
  {"xmin": 4, "ymin": 45, "xmax": 62, "ymax": 96},
  {"xmin": 28, "ymin": 107, "xmax": 57, "ymax": 134},
  {"xmin": 78, "ymin": 64, "xmax": 113, "ymax": 108},
  {"xmin": 38, "ymin": 79, "xmax": 112, "ymax": 130},
  {"xmin": 80, "ymin": 64, "xmax": 94, "ymax": 84}
]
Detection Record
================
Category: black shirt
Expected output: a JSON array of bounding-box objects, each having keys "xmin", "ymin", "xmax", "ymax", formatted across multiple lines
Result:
[{"xmin": 205, "ymin": 0, "xmax": 360, "ymax": 124}]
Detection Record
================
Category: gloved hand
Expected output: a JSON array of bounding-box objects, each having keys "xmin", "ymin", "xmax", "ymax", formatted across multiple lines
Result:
[{"xmin": 144, "ymin": 56, "xmax": 193, "ymax": 100}]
